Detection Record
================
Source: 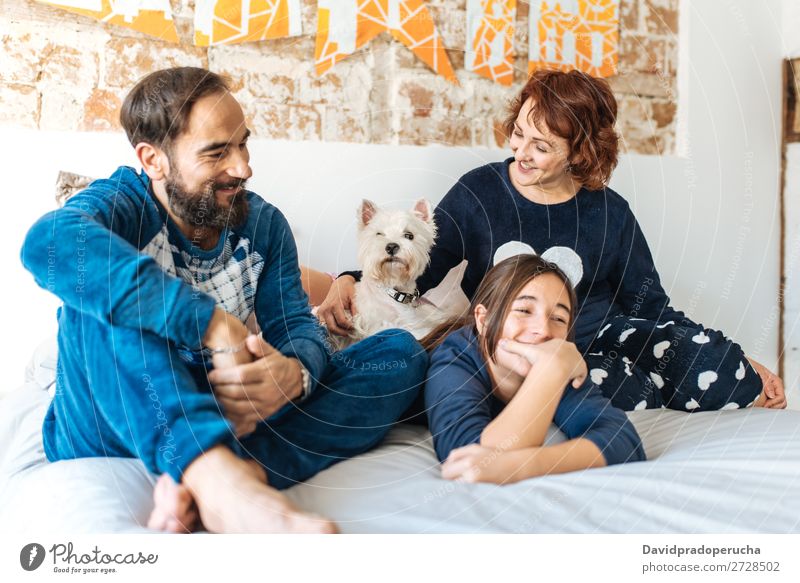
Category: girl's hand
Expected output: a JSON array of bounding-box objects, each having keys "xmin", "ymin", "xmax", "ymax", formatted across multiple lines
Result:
[
  {"xmin": 441, "ymin": 444, "xmax": 518, "ymax": 484},
  {"xmin": 499, "ymin": 338, "xmax": 587, "ymax": 388},
  {"xmin": 494, "ymin": 338, "xmax": 534, "ymax": 378},
  {"xmin": 747, "ymin": 358, "xmax": 787, "ymax": 409}
]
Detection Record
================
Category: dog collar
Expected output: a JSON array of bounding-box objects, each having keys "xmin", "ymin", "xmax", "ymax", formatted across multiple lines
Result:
[{"xmin": 384, "ymin": 286, "xmax": 420, "ymax": 305}]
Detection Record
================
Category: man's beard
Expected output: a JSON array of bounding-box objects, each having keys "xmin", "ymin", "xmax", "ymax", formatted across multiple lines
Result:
[{"xmin": 165, "ymin": 173, "xmax": 249, "ymax": 231}]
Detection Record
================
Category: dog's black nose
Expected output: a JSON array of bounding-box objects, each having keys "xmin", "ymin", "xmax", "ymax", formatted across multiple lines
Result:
[{"xmin": 385, "ymin": 242, "xmax": 400, "ymax": 256}]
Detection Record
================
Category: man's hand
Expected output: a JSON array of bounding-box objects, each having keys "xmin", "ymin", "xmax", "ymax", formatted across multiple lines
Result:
[
  {"xmin": 747, "ymin": 357, "xmax": 787, "ymax": 409},
  {"xmin": 316, "ymin": 275, "xmax": 357, "ymax": 336},
  {"xmin": 208, "ymin": 335, "xmax": 304, "ymax": 436}
]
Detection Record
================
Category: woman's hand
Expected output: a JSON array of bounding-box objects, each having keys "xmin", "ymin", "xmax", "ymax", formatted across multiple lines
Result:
[
  {"xmin": 316, "ymin": 275, "xmax": 357, "ymax": 336},
  {"xmin": 498, "ymin": 338, "xmax": 587, "ymax": 388},
  {"xmin": 747, "ymin": 358, "xmax": 787, "ymax": 409},
  {"xmin": 299, "ymin": 266, "xmax": 334, "ymax": 306}
]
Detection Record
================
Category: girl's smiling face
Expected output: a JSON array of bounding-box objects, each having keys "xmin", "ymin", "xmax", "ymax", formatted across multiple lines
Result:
[
  {"xmin": 496, "ymin": 272, "xmax": 572, "ymax": 345},
  {"xmin": 475, "ymin": 272, "xmax": 573, "ymax": 392}
]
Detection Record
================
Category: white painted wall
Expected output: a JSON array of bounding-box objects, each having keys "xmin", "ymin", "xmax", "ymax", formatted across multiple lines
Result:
[
  {"xmin": 0, "ymin": 0, "xmax": 790, "ymax": 407},
  {"xmin": 655, "ymin": 0, "xmax": 786, "ymax": 401},
  {"xmin": 782, "ymin": 0, "xmax": 800, "ymax": 58}
]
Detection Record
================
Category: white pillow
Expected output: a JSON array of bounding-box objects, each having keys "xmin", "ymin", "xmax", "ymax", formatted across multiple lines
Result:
[{"xmin": 24, "ymin": 336, "xmax": 59, "ymax": 396}]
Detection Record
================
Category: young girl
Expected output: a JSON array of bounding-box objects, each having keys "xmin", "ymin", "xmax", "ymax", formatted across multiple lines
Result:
[{"xmin": 423, "ymin": 254, "xmax": 647, "ymax": 484}]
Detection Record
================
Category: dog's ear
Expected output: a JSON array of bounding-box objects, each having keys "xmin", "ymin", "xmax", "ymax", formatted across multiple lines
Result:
[
  {"xmin": 412, "ymin": 198, "xmax": 433, "ymax": 223},
  {"xmin": 359, "ymin": 199, "xmax": 378, "ymax": 226}
]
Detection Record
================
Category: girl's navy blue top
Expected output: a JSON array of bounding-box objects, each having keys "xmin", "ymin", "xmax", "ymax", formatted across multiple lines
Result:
[{"xmin": 425, "ymin": 325, "xmax": 646, "ymax": 465}]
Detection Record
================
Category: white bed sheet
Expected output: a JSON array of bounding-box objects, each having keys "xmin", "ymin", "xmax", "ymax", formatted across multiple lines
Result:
[{"xmin": 2, "ymin": 340, "xmax": 799, "ymax": 534}]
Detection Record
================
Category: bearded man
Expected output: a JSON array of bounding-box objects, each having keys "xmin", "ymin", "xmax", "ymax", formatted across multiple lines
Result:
[{"xmin": 20, "ymin": 67, "xmax": 426, "ymax": 533}]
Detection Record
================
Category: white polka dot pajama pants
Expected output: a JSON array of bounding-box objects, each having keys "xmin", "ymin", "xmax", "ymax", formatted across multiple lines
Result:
[{"xmin": 583, "ymin": 315, "xmax": 763, "ymax": 412}]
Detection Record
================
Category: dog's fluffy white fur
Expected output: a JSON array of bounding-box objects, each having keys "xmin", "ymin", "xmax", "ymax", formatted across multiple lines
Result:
[{"xmin": 335, "ymin": 198, "xmax": 451, "ymax": 349}]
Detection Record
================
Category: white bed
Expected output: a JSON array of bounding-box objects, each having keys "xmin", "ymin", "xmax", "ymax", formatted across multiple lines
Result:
[{"xmin": 2, "ymin": 338, "xmax": 799, "ymax": 534}]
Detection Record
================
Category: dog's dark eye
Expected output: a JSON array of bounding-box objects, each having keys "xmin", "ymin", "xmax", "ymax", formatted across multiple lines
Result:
[
  {"xmin": 376, "ymin": 232, "xmax": 384, "ymax": 236},
  {"xmin": 404, "ymin": 232, "xmax": 414, "ymax": 240}
]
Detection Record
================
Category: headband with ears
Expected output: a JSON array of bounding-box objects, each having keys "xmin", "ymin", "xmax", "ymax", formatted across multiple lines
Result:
[{"xmin": 492, "ymin": 241, "xmax": 583, "ymax": 289}]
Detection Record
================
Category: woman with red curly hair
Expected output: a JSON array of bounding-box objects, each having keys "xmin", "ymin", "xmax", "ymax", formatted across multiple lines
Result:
[{"xmin": 320, "ymin": 69, "xmax": 785, "ymax": 412}]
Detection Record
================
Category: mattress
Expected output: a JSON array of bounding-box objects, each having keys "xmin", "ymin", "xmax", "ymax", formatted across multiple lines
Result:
[{"xmin": 2, "ymin": 339, "xmax": 799, "ymax": 534}]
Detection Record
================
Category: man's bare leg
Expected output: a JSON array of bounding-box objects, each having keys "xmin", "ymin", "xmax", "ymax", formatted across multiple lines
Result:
[{"xmin": 173, "ymin": 446, "xmax": 336, "ymax": 533}]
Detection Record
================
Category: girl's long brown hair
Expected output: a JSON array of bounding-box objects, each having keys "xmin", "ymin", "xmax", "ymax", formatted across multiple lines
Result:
[{"xmin": 421, "ymin": 254, "xmax": 577, "ymax": 362}]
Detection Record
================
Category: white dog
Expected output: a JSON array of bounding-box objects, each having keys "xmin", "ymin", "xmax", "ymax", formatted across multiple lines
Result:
[{"xmin": 333, "ymin": 198, "xmax": 451, "ymax": 349}]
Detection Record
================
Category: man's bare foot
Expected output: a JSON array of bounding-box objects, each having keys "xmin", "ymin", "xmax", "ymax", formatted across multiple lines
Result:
[
  {"xmin": 147, "ymin": 474, "xmax": 200, "ymax": 533},
  {"xmin": 146, "ymin": 460, "xmax": 266, "ymax": 533},
  {"xmin": 183, "ymin": 447, "xmax": 338, "ymax": 534}
]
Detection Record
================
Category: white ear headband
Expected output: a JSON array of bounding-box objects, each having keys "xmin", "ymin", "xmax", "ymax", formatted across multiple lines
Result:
[{"xmin": 492, "ymin": 241, "xmax": 584, "ymax": 288}]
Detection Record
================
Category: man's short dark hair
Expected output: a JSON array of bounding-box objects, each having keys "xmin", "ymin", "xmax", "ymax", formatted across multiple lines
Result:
[{"xmin": 120, "ymin": 67, "xmax": 230, "ymax": 153}]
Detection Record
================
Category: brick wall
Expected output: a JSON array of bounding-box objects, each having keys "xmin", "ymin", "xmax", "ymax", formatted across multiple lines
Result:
[{"xmin": 1, "ymin": 0, "xmax": 678, "ymax": 154}]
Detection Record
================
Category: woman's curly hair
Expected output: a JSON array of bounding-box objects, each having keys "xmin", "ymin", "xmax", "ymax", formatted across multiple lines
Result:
[{"xmin": 503, "ymin": 69, "xmax": 619, "ymax": 190}]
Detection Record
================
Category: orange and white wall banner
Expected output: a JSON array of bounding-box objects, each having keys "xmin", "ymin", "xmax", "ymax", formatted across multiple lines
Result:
[
  {"xmin": 465, "ymin": 0, "xmax": 516, "ymax": 86},
  {"xmin": 315, "ymin": 0, "xmax": 457, "ymax": 83},
  {"xmin": 194, "ymin": 0, "xmax": 302, "ymax": 47},
  {"xmin": 528, "ymin": 0, "xmax": 619, "ymax": 78},
  {"xmin": 37, "ymin": 0, "xmax": 179, "ymax": 42}
]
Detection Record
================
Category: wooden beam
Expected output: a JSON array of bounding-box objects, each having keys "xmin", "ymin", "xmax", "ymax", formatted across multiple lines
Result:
[
  {"xmin": 788, "ymin": 59, "xmax": 800, "ymax": 142},
  {"xmin": 794, "ymin": 59, "xmax": 800, "ymax": 135}
]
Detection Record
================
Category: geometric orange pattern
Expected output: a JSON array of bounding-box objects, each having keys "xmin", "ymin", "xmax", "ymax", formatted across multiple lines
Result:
[
  {"xmin": 38, "ymin": 0, "xmax": 619, "ymax": 82},
  {"xmin": 466, "ymin": 0, "xmax": 517, "ymax": 85},
  {"xmin": 194, "ymin": 0, "xmax": 302, "ymax": 46},
  {"xmin": 37, "ymin": 0, "xmax": 179, "ymax": 43},
  {"xmin": 528, "ymin": 0, "xmax": 619, "ymax": 78},
  {"xmin": 315, "ymin": 0, "xmax": 457, "ymax": 83}
]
